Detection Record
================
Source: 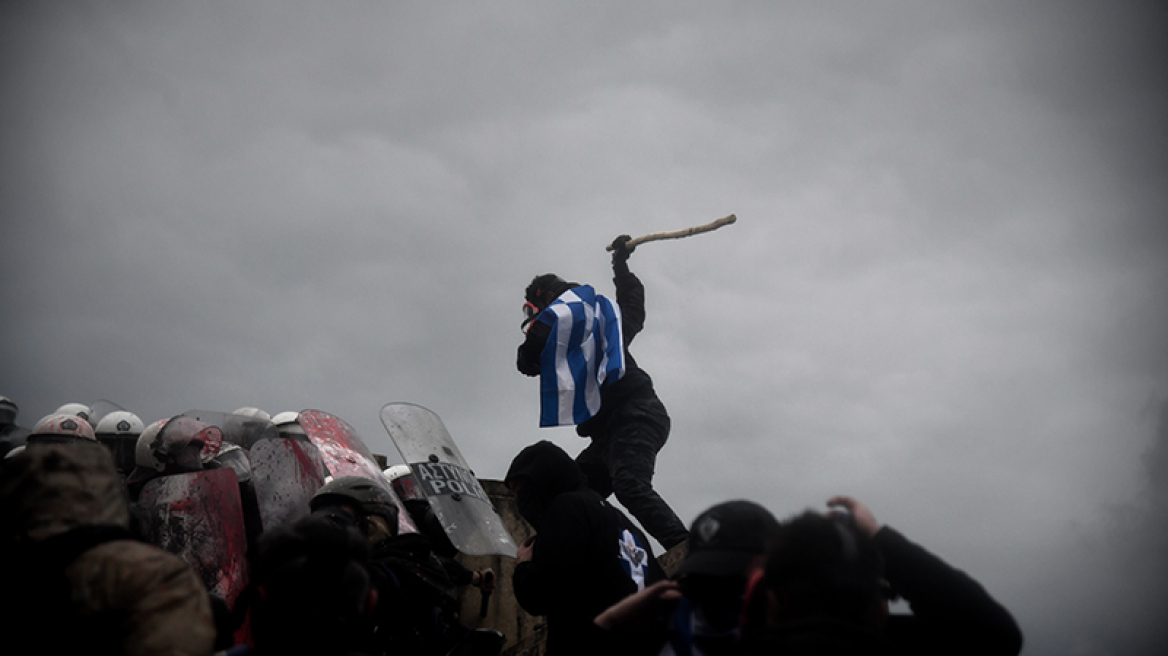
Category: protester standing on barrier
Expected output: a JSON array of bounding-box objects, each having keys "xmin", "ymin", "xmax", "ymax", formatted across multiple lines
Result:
[{"xmin": 518, "ymin": 235, "xmax": 689, "ymax": 550}]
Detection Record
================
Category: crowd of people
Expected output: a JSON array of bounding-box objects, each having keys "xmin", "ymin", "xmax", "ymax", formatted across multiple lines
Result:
[
  {"xmin": 1, "ymin": 395, "xmax": 1023, "ymax": 655},
  {"xmin": 0, "ymin": 398, "xmax": 501, "ymax": 655},
  {"xmin": 0, "ymin": 238, "xmax": 1022, "ymax": 655},
  {"xmin": 505, "ymin": 440, "xmax": 1023, "ymax": 656},
  {"xmin": 504, "ymin": 235, "xmax": 1018, "ymax": 654}
]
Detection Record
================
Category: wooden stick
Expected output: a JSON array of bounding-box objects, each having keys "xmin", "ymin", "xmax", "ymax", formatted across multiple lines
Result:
[{"xmin": 606, "ymin": 214, "xmax": 737, "ymax": 251}]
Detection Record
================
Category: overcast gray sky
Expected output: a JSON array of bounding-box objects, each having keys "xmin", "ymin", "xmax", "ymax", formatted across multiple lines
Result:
[{"xmin": 3, "ymin": 2, "xmax": 1166, "ymax": 653}]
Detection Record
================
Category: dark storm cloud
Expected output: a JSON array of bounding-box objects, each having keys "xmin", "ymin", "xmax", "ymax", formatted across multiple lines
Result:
[{"xmin": 2, "ymin": 3, "xmax": 1166, "ymax": 653}]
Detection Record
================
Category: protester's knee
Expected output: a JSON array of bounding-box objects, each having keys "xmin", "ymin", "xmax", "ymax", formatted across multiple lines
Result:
[{"xmin": 612, "ymin": 475, "xmax": 655, "ymax": 506}]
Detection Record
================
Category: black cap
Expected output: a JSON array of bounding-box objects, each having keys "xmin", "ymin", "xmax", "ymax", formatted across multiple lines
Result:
[{"xmin": 676, "ymin": 500, "xmax": 780, "ymax": 578}]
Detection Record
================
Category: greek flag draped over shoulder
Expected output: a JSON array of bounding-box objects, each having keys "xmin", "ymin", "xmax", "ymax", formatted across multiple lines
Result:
[{"xmin": 536, "ymin": 285, "xmax": 626, "ymax": 427}]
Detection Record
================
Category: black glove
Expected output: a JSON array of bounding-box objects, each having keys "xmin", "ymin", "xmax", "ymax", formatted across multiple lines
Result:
[{"xmin": 611, "ymin": 234, "xmax": 634, "ymax": 264}]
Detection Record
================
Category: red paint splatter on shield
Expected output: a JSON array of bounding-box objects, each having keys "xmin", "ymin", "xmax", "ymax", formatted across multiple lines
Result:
[
  {"xmin": 298, "ymin": 410, "xmax": 417, "ymax": 535},
  {"xmin": 138, "ymin": 468, "xmax": 249, "ymax": 607}
]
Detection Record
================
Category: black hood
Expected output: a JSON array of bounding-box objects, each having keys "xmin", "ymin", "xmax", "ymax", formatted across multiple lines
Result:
[
  {"xmin": 505, "ymin": 441, "xmax": 588, "ymax": 529},
  {"xmin": 525, "ymin": 274, "xmax": 578, "ymax": 309},
  {"xmin": 505, "ymin": 440, "xmax": 587, "ymax": 495}
]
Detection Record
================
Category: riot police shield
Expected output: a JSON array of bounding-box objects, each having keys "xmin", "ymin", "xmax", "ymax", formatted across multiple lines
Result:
[
  {"xmin": 85, "ymin": 399, "xmax": 125, "ymax": 429},
  {"xmin": 379, "ymin": 402, "xmax": 518, "ymax": 558},
  {"xmin": 151, "ymin": 414, "xmax": 225, "ymax": 469},
  {"xmin": 249, "ymin": 436, "xmax": 329, "ymax": 531},
  {"xmin": 298, "ymin": 409, "xmax": 417, "ymax": 536},
  {"xmin": 137, "ymin": 467, "xmax": 249, "ymax": 609},
  {"xmin": 181, "ymin": 409, "xmax": 279, "ymax": 450}
]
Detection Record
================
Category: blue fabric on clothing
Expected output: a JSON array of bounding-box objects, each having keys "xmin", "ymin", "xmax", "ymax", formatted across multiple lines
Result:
[{"xmin": 536, "ymin": 285, "xmax": 625, "ymax": 427}]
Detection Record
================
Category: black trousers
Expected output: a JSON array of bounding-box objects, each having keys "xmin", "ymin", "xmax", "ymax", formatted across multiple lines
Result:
[{"xmin": 575, "ymin": 395, "xmax": 689, "ymax": 549}]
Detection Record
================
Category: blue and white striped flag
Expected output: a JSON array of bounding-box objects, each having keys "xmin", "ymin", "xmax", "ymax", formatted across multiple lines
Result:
[{"xmin": 536, "ymin": 285, "xmax": 626, "ymax": 427}]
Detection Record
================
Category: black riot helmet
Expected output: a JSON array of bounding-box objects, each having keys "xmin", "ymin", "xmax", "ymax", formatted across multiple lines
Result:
[{"xmin": 310, "ymin": 476, "xmax": 400, "ymax": 533}]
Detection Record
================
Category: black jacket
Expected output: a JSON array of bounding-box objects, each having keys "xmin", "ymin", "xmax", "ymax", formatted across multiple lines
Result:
[
  {"xmin": 367, "ymin": 532, "xmax": 464, "ymax": 655},
  {"xmin": 516, "ymin": 260, "xmax": 660, "ymax": 437},
  {"xmin": 507, "ymin": 441, "xmax": 665, "ymax": 655},
  {"xmin": 741, "ymin": 526, "xmax": 1023, "ymax": 656}
]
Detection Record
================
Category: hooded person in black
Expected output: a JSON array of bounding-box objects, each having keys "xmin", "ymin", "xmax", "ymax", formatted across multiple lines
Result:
[
  {"xmin": 507, "ymin": 440, "xmax": 666, "ymax": 656},
  {"xmin": 517, "ymin": 235, "xmax": 689, "ymax": 550}
]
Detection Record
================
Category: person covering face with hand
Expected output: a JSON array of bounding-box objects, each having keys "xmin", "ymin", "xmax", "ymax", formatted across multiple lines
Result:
[
  {"xmin": 517, "ymin": 235, "xmax": 688, "ymax": 550},
  {"xmin": 739, "ymin": 496, "xmax": 1024, "ymax": 656}
]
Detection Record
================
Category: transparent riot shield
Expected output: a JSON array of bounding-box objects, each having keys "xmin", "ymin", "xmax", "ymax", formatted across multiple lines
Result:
[
  {"xmin": 181, "ymin": 409, "xmax": 279, "ymax": 450},
  {"xmin": 379, "ymin": 402, "xmax": 518, "ymax": 558},
  {"xmin": 148, "ymin": 414, "xmax": 225, "ymax": 468},
  {"xmin": 85, "ymin": 399, "xmax": 126, "ymax": 429},
  {"xmin": 137, "ymin": 467, "xmax": 249, "ymax": 609},
  {"xmin": 249, "ymin": 436, "xmax": 329, "ymax": 531},
  {"xmin": 298, "ymin": 409, "xmax": 417, "ymax": 536}
]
